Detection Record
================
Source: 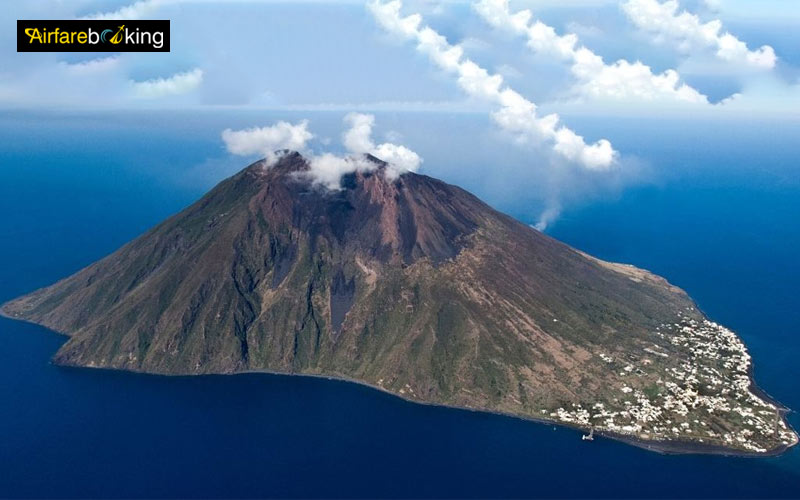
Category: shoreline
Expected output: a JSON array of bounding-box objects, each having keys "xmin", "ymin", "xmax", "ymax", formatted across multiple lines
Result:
[
  {"xmin": 2, "ymin": 306, "xmax": 796, "ymax": 458},
  {"xmin": 53, "ymin": 359, "xmax": 799, "ymax": 458},
  {"xmin": 240, "ymin": 368, "xmax": 798, "ymax": 458}
]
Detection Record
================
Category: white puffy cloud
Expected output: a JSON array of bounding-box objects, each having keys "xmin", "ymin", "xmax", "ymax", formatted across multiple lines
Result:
[
  {"xmin": 343, "ymin": 112, "xmax": 422, "ymax": 178},
  {"xmin": 221, "ymin": 120, "xmax": 314, "ymax": 165},
  {"xmin": 475, "ymin": 0, "xmax": 708, "ymax": 104},
  {"xmin": 132, "ymin": 68, "xmax": 204, "ymax": 99},
  {"xmin": 368, "ymin": 0, "xmax": 617, "ymax": 170},
  {"xmin": 371, "ymin": 143, "xmax": 421, "ymax": 177},
  {"xmin": 622, "ymin": 0, "xmax": 777, "ymax": 69},
  {"xmin": 307, "ymin": 153, "xmax": 369, "ymax": 190},
  {"xmin": 221, "ymin": 114, "xmax": 420, "ymax": 188},
  {"xmin": 343, "ymin": 112, "xmax": 377, "ymax": 154}
]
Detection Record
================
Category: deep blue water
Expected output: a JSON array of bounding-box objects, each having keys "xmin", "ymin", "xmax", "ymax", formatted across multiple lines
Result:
[{"xmin": 1, "ymin": 111, "xmax": 799, "ymax": 498}]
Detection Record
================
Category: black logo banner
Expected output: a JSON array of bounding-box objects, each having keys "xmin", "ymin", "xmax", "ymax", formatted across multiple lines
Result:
[{"xmin": 17, "ymin": 20, "xmax": 170, "ymax": 52}]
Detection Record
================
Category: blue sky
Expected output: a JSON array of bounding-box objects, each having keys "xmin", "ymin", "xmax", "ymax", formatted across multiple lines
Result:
[
  {"xmin": 2, "ymin": 0, "xmax": 799, "ymax": 227},
  {"xmin": 4, "ymin": 0, "xmax": 798, "ymax": 112}
]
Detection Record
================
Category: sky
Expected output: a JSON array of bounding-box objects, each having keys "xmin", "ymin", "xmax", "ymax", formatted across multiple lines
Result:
[{"xmin": 2, "ymin": 0, "xmax": 799, "ymax": 228}]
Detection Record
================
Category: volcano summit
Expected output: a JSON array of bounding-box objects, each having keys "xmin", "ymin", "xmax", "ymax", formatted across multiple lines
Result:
[{"xmin": 2, "ymin": 152, "xmax": 796, "ymax": 455}]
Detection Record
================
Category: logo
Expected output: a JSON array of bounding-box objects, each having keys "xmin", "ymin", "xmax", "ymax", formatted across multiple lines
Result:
[
  {"xmin": 17, "ymin": 20, "xmax": 169, "ymax": 52},
  {"xmin": 101, "ymin": 25, "xmax": 126, "ymax": 45}
]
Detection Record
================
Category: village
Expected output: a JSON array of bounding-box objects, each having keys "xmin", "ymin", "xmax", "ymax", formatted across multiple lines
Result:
[{"xmin": 544, "ymin": 312, "xmax": 798, "ymax": 453}]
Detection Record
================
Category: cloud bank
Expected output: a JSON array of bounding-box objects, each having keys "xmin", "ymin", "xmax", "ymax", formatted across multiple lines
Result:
[
  {"xmin": 132, "ymin": 68, "xmax": 204, "ymax": 99},
  {"xmin": 62, "ymin": 56, "xmax": 121, "ymax": 74},
  {"xmin": 475, "ymin": 0, "xmax": 709, "ymax": 104},
  {"xmin": 622, "ymin": 0, "xmax": 777, "ymax": 70},
  {"xmin": 368, "ymin": 0, "xmax": 617, "ymax": 171}
]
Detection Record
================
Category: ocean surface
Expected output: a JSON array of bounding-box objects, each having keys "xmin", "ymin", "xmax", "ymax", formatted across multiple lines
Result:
[{"xmin": 1, "ymin": 111, "xmax": 799, "ymax": 498}]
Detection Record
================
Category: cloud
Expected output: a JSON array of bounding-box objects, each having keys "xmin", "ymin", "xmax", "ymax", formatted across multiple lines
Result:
[
  {"xmin": 84, "ymin": 0, "xmax": 163, "ymax": 20},
  {"xmin": 221, "ymin": 119, "xmax": 314, "ymax": 165},
  {"xmin": 343, "ymin": 112, "xmax": 422, "ymax": 178},
  {"xmin": 475, "ymin": 0, "xmax": 709, "ymax": 104},
  {"xmin": 622, "ymin": 0, "xmax": 777, "ymax": 69},
  {"xmin": 222, "ymin": 114, "xmax": 421, "ymax": 188},
  {"xmin": 372, "ymin": 143, "xmax": 422, "ymax": 177},
  {"xmin": 61, "ymin": 56, "xmax": 121, "ymax": 74},
  {"xmin": 368, "ymin": 0, "xmax": 617, "ymax": 171},
  {"xmin": 132, "ymin": 68, "xmax": 204, "ymax": 99},
  {"xmin": 306, "ymin": 153, "xmax": 370, "ymax": 190},
  {"xmin": 222, "ymin": 119, "xmax": 368, "ymax": 190},
  {"xmin": 306, "ymin": 113, "xmax": 422, "ymax": 188},
  {"xmin": 343, "ymin": 112, "xmax": 377, "ymax": 154}
]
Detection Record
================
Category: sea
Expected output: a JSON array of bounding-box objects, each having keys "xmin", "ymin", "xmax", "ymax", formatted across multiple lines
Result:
[{"xmin": 0, "ymin": 110, "xmax": 798, "ymax": 498}]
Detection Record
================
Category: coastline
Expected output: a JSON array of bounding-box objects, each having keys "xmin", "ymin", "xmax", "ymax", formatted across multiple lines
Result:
[
  {"xmin": 51, "ymin": 356, "xmax": 800, "ymax": 458},
  {"xmin": 240, "ymin": 368, "xmax": 798, "ymax": 458},
  {"xmin": 2, "ymin": 303, "xmax": 796, "ymax": 458}
]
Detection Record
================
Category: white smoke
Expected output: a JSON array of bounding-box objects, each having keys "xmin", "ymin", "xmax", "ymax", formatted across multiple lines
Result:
[
  {"xmin": 306, "ymin": 153, "xmax": 371, "ymax": 190},
  {"xmin": 368, "ymin": 0, "xmax": 617, "ymax": 171},
  {"xmin": 371, "ymin": 143, "xmax": 421, "ymax": 178},
  {"xmin": 343, "ymin": 112, "xmax": 422, "ymax": 179},
  {"xmin": 342, "ymin": 112, "xmax": 377, "ymax": 154},
  {"xmin": 221, "ymin": 120, "xmax": 314, "ymax": 166},
  {"xmin": 533, "ymin": 205, "xmax": 561, "ymax": 232},
  {"xmin": 622, "ymin": 0, "xmax": 777, "ymax": 70},
  {"xmin": 222, "ymin": 114, "xmax": 422, "ymax": 189},
  {"xmin": 474, "ymin": 0, "xmax": 708, "ymax": 104}
]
